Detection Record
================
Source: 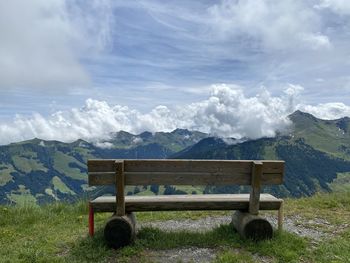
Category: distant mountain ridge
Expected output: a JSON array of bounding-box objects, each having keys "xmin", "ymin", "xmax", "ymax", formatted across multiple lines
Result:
[
  {"xmin": 0, "ymin": 129, "xmax": 208, "ymax": 204},
  {"xmin": 172, "ymin": 111, "xmax": 350, "ymax": 197},
  {"xmin": 0, "ymin": 111, "xmax": 349, "ymax": 205}
]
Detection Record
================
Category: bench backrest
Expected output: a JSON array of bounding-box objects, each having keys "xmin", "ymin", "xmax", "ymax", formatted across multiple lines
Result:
[
  {"xmin": 88, "ymin": 159, "xmax": 284, "ymax": 186},
  {"xmin": 88, "ymin": 159, "xmax": 284, "ymax": 217}
]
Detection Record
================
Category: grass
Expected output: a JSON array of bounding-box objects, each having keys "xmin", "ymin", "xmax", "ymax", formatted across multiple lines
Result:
[
  {"xmin": 6, "ymin": 185, "xmax": 38, "ymax": 207},
  {"xmin": 53, "ymin": 151, "xmax": 86, "ymax": 181},
  {"xmin": 308, "ymin": 229, "xmax": 350, "ymax": 263},
  {"xmin": 329, "ymin": 172, "xmax": 350, "ymax": 192},
  {"xmin": 11, "ymin": 155, "xmax": 48, "ymax": 174},
  {"xmin": 52, "ymin": 176, "xmax": 76, "ymax": 195},
  {"xmin": 0, "ymin": 192, "xmax": 349, "ymax": 262},
  {"xmin": 0, "ymin": 164, "xmax": 15, "ymax": 186},
  {"xmin": 285, "ymin": 191, "xmax": 350, "ymax": 224}
]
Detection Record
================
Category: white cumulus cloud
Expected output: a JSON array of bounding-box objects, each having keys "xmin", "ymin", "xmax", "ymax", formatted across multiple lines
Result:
[
  {"xmin": 0, "ymin": 0, "xmax": 113, "ymax": 90},
  {"xmin": 300, "ymin": 102, "xmax": 350, "ymax": 119},
  {"xmin": 0, "ymin": 83, "xmax": 349, "ymax": 145},
  {"xmin": 316, "ymin": 0, "xmax": 350, "ymax": 15}
]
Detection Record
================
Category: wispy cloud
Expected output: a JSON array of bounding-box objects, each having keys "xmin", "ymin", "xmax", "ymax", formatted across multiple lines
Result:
[{"xmin": 1, "ymin": 0, "xmax": 350, "ymax": 124}]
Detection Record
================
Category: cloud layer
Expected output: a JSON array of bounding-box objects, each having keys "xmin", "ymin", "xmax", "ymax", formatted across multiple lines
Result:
[
  {"xmin": 207, "ymin": 0, "xmax": 331, "ymax": 50},
  {"xmin": 1, "ymin": 84, "xmax": 349, "ymax": 145},
  {"xmin": 0, "ymin": 0, "xmax": 113, "ymax": 90}
]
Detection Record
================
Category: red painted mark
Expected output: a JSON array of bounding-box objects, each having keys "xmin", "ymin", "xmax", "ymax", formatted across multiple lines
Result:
[{"xmin": 89, "ymin": 203, "xmax": 94, "ymax": 237}]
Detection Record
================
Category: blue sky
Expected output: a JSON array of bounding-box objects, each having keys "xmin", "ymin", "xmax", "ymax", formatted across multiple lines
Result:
[{"xmin": 0, "ymin": 0, "xmax": 350, "ymax": 144}]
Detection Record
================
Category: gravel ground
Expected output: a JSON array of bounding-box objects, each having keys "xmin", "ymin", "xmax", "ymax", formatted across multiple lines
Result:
[
  {"xmin": 137, "ymin": 214, "xmax": 337, "ymax": 262},
  {"xmin": 138, "ymin": 216, "xmax": 231, "ymax": 232},
  {"xmin": 144, "ymin": 247, "xmax": 217, "ymax": 263},
  {"xmin": 139, "ymin": 214, "xmax": 330, "ymax": 240}
]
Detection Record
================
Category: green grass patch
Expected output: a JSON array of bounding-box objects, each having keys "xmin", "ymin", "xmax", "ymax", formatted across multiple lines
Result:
[
  {"xmin": 329, "ymin": 172, "xmax": 350, "ymax": 192},
  {"xmin": 12, "ymin": 155, "xmax": 48, "ymax": 173},
  {"xmin": 308, "ymin": 228, "xmax": 350, "ymax": 263},
  {"xmin": 53, "ymin": 151, "xmax": 86, "ymax": 181},
  {"xmin": 1, "ymin": 191, "xmax": 350, "ymax": 262},
  {"xmin": 285, "ymin": 191, "xmax": 350, "ymax": 224},
  {"xmin": 0, "ymin": 164, "xmax": 15, "ymax": 186},
  {"xmin": 6, "ymin": 185, "xmax": 38, "ymax": 206},
  {"xmin": 52, "ymin": 176, "xmax": 76, "ymax": 195}
]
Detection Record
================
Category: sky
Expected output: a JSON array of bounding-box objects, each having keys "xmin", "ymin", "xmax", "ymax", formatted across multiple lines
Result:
[{"xmin": 0, "ymin": 0, "xmax": 350, "ymax": 144}]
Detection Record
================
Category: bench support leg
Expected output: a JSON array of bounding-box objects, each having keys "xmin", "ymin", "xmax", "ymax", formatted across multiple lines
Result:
[
  {"xmin": 104, "ymin": 213, "xmax": 136, "ymax": 249},
  {"xmin": 278, "ymin": 201, "xmax": 283, "ymax": 231},
  {"xmin": 89, "ymin": 203, "xmax": 94, "ymax": 237},
  {"xmin": 232, "ymin": 211, "xmax": 273, "ymax": 241}
]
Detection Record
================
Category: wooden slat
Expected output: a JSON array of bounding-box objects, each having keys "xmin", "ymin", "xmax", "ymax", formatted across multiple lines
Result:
[
  {"xmin": 115, "ymin": 161, "xmax": 125, "ymax": 216},
  {"xmin": 278, "ymin": 201, "xmax": 284, "ymax": 231},
  {"xmin": 90, "ymin": 194, "xmax": 283, "ymax": 212},
  {"xmin": 88, "ymin": 172, "xmax": 115, "ymax": 185},
  {"xmin": 124, "ymin": 160, "xmax": 252, "ymax": 173},
  {"xmin": 249, "ymin": 161, "xmax": 262, "ymax": 215},
  {"xmin": 88, "ymin": 159, "xmax": 121, "ymax": 172},
  {"xmin": 88, "ymin": 159, "xmax": 284, "ymax": 186},
  {"xmin": 88, "ymin": 172, "xmax": 283, "ymax": 186},
  {"xmin": 88, "ymin": 159, "xmax": 284, "ymax": 173},
  {"xmin": 125, "ymin": 171, "xmax": 282, "ymax": 185}
]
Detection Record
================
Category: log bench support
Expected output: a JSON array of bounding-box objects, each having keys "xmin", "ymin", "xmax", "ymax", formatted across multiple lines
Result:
[
  {"xmin": 102, "ymin": 161, "xmax": 137, "ymax": 248},
  {"xmin": 104, "ymin": 213, "xmax": 136, "ymax": 249},
  {"xmin": 87, "ymin": 159, "xmax": 285, "ymax": 247},
  {"xmin": 231, "ymin": 211, "xmax": 273, "ymax": 240}
]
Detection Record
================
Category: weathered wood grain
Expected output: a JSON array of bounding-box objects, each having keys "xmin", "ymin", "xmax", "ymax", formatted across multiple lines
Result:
[
  {"xmin": 278, "ymin": 200, "xmax": 284, "ymax": 231},
  {"xmin": 88, "ymin": 160, "xmax": 284, "ymax": 186},
  {"xmin": 90, "ymin": 194, "xmax": 283, "ymax": 212},
  {"xmin": 249, "ymin": 161, "xmax": 263, "ymax": 215},
  {"xmin": 115, "ymin": 161, "xmax": 125, "ymax": 216}
]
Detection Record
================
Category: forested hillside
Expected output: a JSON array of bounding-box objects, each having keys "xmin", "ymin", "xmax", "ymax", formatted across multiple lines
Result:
[{"xmin": 0, "ymin": 111, "xmax": 349, "ymax": 204}]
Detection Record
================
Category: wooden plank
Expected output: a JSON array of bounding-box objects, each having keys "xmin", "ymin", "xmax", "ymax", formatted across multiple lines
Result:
[
  {"xmin": 88, "ymin": 160, "xmax": 284, "ymax": 186},
  {"xmin": 278, "ymin": 200, "xmax": 284, "ymax": 231},
  {"xmin": 88, "ymin": 159, "xmax": 284, "ymax": 174},
  {"xmin": 124, "ymin": 160, "xmax": 252, "ymax": 173},
  {"xmin": 115, "ymin": 161, "xmax": 125, "ymax": 216},
  {"xmin": 88, "ymin": 172, "xmax": 115, "ymax": 185},
  {"xmin": 90, "ymin": 194, "xmax": 283, "ymax": 212},
  {"xmin": 249, "ymin": 161, "xmax": 263, "ymax": 215},
  {"xmin": 125, "ymin": 171, "xmax": 283, "ymax": 185},
  {"xmin": 88, "ymin": 171, "xmax": 283, "ymax": 186},
  {"xmin": 88, "ymin": 159, "xmax": 120, "ymax": 172}
]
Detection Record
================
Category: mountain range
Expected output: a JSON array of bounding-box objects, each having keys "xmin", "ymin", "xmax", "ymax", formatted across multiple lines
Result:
[{"xmin": 0, "ymin": 111, "xmax": 349, "ymax": 205}]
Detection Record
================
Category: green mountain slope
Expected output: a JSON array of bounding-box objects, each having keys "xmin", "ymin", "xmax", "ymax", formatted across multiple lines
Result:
[
  {"xmin": 1, "ymin": 111, "xmax": 349, "ymax": 204},
  {"xmin": 289, "ymin": 110, "xmax": 350, "ymax": 160},
  {"xmin": 0, "ymin": 130, "xmax": 207, "ymax": 205},
  {"xmin": 173, "ymin": 136, "xmax": 350, "ymax": 197},
  {"xmin": 172, "ymin": 112, "xmax": 350, "ymax": 197}
]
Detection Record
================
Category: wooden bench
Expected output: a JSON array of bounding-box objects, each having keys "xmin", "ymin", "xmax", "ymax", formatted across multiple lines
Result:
[{"xmin": 88, "ymin": 159, "xmax": 284, "ymax": 248}]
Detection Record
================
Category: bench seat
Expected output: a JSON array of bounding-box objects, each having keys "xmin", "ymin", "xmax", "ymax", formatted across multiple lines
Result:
[{"xmin": 90, "ymin": 194, "xmax": 283, "ymax": 212}]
